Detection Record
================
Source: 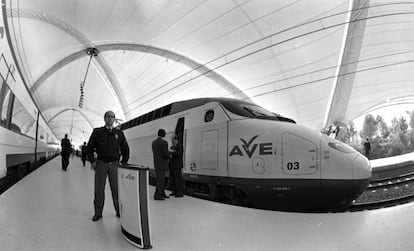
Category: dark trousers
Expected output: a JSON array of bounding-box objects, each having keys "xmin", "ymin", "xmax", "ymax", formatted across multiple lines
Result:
[
  {"xmin": 61, "ymin": 154, "xmax": 70, "ymax": 170},
  {"xmin": 365, "ymin": 150, "xmax": 370, "ymax": 159},
  {"xmin": 81, "ymin": 156, "xmax": 86, "ymax": 166},
  {"xmin": 94, "ymin": 161, "xmax": 119, "ymax": 217},
  {"xmin": 168, "ymin": 166, "xmax": 184, "ymax": 196},
  {"xmin": 154, "ymin": 168, "xmax": 166, "ymax": 199}
]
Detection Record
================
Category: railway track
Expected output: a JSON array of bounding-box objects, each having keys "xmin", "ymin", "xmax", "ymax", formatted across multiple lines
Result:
[{"xmin": 343, "ymin": 171, "xmax": 414, "ymax": 212}]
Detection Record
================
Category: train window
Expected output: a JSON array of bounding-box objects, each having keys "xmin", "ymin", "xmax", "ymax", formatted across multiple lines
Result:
[
  {"xmin": 130, "ymin": 118, "xmax": 137, "ymax": 127},
  {"xmin": 221, "ymin": 100, "xmax": 295, "ymax": 123},
  {"xmin": 161, "ymin": 104, "xmax": 172, "ymax": 117},
  {"xmin": 204, "ymin": 110, "xmax": 214, "ymax": 123},
  {"xmin": 0, "ymin": 82, "xmax": 11, "ymax": 127},
  {"xmin": 328, "ymin": 142, "xmax": 355, "ymax": 153},
  {"xmin": 141, "ymin": 113, "xmax": 148, "ymax": 123},
  {"xmin": 148, "ymin": 111, "xmax": 155, "ymax": 121},
  {"xmin": 10, "ymin": 96, "xmax": 36, "ymax": 137},
  {"xmin": 221, "ymin": 101, "xmax": 272, "ymax": 118},
  {"xmin": 136, "ymin": 116, "xmax": 143, "ymax": 125},
  {"xmin": 154, "ymin": 108, "xmax": 162, "ymax": 119},
  {"xmin": 242, "ymin": 105, "xmax": 274, "ymax": 117},
  {"xmin": 124, "ymin": 121, "xmax": 131, "ymax": 129}
]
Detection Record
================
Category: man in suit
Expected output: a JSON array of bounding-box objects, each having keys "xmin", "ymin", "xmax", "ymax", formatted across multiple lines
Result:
[
  {"xmin": 168, "ymin": 135, "xmax": 184, "ymax": 197},
  {"xmin": 152, "ymin": 129, "xmax": 171, "ymax": 200}
]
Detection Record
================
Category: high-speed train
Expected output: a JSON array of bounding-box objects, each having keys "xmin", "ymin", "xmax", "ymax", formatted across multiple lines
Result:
[{"xmin": 121, "ymin": 98, "xmax": 371, "ymax": 211}]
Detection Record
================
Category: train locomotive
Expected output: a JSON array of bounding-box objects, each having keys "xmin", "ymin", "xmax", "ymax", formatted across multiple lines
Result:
[{"xmin": 121, "ymin": 98, "xmax": 371, "ymax": 212}]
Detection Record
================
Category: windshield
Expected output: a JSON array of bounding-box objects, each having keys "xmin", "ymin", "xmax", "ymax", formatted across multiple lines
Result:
[
  {"xmin": 242, "ymin": 104, "xmax": 275, "ymax": 117},
  {"xmin": 221, "ymin": 100, "xmax": 295, "ymax": 123}
]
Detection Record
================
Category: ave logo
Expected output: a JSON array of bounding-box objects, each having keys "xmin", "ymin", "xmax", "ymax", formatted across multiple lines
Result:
[{"xmin": 229, "ymin": 135, "xmax": 273, "ymax": 158}]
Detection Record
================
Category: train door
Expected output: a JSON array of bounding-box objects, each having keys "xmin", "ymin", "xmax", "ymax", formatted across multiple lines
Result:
[
  {"xmin": 281, "ymin": 132, "xmax": 321, "ymax": 208},
  {"xmin": 184, "ymin": 103, "xmax": 229, "ymax": 177},
  {"xmin": 174, "ymin": 117, "xmax": 185, "ymax": 146},
  {"xmin": 174, "ymin": 117, "xmax": 185, "ymax": 166}
]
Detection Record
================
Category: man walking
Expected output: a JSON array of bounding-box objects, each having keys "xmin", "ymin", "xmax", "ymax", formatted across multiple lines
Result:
[{"xmin": 61, "ymin": 134, "xmax": 72, "ymax": 171}]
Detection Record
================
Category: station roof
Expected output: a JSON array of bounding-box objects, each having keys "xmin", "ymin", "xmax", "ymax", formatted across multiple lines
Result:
[{"xmin": 4, "ymin": 0, "xmax": 414, "ymax": 146}]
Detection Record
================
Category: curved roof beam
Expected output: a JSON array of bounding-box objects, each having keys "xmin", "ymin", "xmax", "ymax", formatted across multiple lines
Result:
[
  {"xmin": 350, "ymin": 95, "xmax": 414, "ymax": 120},
  {"xmin": 11, "ymin": 9, "xmax": 251, "ymax": 112},
  {"xmin": 53, "ymin": 126, "xmax": 89, "ymax": 143},
  {"xmin": 7, "ymin": 9, "xmax": 128, "ymax": 117},
  {"xmin": 29, "ymin": 50, "xmax": 122, "ymax": 113},
  {"xmin": 94, "ymin": 42, "xmax": 251, "ymax": 102},
  {"xmin": 46, "ymin": 107, "xmax": 95, "ymax": 129},
  {"xmin": 30, "ymin": 43, "xmax": 252, "ymax": 115}
]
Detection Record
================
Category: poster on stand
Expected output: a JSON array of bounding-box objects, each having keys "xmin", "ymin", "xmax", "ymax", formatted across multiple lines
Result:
[{"xmin": 118, "ymin": 164, "xmax": 151, "ymax": 249}]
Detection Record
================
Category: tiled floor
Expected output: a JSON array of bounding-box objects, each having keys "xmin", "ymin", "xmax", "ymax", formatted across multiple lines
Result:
[{"xmin": 1, "ymin": 157, "xmax": 414, "ymax": 251}]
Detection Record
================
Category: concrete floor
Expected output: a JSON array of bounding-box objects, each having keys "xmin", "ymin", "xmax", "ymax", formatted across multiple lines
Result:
[{"xmin": 1, "ymin": 156, "xmax": 414, "ymax": 251}]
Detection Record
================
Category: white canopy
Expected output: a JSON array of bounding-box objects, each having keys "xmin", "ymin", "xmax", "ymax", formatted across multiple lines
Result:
[{"xmin": 4, "ymin": 0, "xmax": 414, "ymax": 146}]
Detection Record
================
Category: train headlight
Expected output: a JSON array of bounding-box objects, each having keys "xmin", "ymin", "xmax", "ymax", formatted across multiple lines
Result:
[{"xmin": 328, "ymin": 142, "xmax": 355, "ymax": 153}]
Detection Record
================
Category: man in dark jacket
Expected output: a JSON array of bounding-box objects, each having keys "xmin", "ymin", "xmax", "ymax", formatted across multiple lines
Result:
[
  {"xmin": 87, "ymin": 111, "xmax": 129, "ymax": 221},
  {"xmin": 60, "ymin": 134, "xmax": 72, "ymax": 171},
  {"xmin": 152, "ymin": 129, "xmax": 171, "ymax": 200},
  {"xmin": 81, "ymin": 142, "xmax": 87, "ymax": 167},
  {"xmin": 364, "ymin": 138, "xmax": 371, "ymax": 159},
  {"xmin": 168, "ymin": 135, "xmax": 184, "ymax": 197}
]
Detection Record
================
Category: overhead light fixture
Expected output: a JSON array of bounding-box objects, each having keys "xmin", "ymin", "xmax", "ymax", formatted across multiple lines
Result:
[{"xmin": 79, "ymin": 47, "xmax": 98, "ymax": 108}]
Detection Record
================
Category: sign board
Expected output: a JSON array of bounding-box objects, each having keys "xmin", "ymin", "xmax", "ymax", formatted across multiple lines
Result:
[{"xmin": 118, "ymin": 164, "xmax": 152, "ymax": 249}]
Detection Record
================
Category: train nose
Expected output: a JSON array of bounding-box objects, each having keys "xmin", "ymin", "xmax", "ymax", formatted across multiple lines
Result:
[
  {"xmin": 352, "ymin": 154, "xmax": 372, "ymax": 180},
  {"xmin": 351, "ymin": 154, "xmax": 371, "ymax": 196}
]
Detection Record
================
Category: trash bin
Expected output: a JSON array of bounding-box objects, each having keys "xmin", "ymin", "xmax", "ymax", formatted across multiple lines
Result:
[{"xmin": 118, "ymin": 164, "xmax": 152, "ymax": 249}]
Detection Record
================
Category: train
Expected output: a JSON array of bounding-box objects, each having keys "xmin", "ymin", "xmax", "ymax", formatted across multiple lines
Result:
[
  {"xmin": 121, "ymin": 97, "xmax": 372, "ymax": 212},
  {"xmin": 0, "ymin": 57, "xmax": 59, "ymax": 193}
]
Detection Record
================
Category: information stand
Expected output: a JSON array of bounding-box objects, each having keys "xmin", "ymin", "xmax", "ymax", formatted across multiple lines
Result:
[{"xmin": 118, "ymin": 164, "xmax": 152, "ymax": 249}]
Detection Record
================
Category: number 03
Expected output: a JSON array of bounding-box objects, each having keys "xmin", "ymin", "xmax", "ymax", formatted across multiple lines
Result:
[{"xmin": 287, "ymin": 162, "xmax": 300, "ymax": 170}]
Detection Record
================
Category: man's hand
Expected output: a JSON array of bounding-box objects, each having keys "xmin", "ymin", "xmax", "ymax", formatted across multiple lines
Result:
[{"xmin": 91, "ymin": 162, "xmax": 96, "ymax": 171}]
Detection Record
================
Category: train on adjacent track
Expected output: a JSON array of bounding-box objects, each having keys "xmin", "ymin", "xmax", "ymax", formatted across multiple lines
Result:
[
  {"xmin": 0, "ymin": 55, "xmax": 59, "ymax": 193},
  {"xmin": 121, "ymin": 97, "xmax": 372, "ymax": 212}
]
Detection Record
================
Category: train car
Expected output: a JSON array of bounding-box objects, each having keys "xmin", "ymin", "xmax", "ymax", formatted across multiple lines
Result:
[
  {"xmin": 0, "ymin": 56, "xmax": 59, "ymax": 193},
  {"xmin": 121, "ymin": 98, "xmax": 371, "ymax": 212}
]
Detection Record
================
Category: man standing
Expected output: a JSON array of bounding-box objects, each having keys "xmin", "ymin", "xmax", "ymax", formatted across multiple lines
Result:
[
  {"xmin": 168, "ymin": 135, "xmax": 184, "ymax": 197},
  {"xmin": 60, "ymin": 134, "xmax": 72, "ymax": 171},
  {"xmin": 87, "ymin": 111, "xmax": 129, "ymax": 221},
  {"xmin": 364, "ymin": 138, "xmax": 371, "ymax": 159},
  {"xmin": 81, "ymin": 142, "xmax": 87, "ymax": 167},
  {"xmin": 152, "ymin": 129, "xmax": 170, "ymax": 200}
]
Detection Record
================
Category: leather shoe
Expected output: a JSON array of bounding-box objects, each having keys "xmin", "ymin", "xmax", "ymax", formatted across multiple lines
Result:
[
  {"xmin": 164, "ymin": 195, "xmax": 169, "ymax": 199},
  {"xmin": 92, "ymin": 215, "xmax": 102, "ymax": 221},
  {"xmin": 116, "ymin": 213, "xmax": 120, "ymax": 218},
  {"xmin": 169, "ymin": 193, "xmax": 176, "ymax": 196}
]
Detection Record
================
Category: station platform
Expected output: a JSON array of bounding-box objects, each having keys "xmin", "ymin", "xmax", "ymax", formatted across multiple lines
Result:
[
  {"xmin": 371, "ymin": 152, "xmax": 414, "ymax": 170},
  {"xmin": 1, "ymin": 157, "xmax": 414, "ymax": 251}
]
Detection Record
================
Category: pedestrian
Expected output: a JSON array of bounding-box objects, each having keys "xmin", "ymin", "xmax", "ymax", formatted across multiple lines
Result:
[
  {"xmin": 152, "ymin": 129, "xmax": 171, "ymax": 200},
  {"xmin": 363, "ymin": 138, "xmax": 371, "ymax": 159},
  {"xmin": 60, "ymin": 134, "xmax": 72, "ymax": 171},
  {"xmin": 81, "ymin": 142, "xmax": 87, "ymax": 167},
  {"xmin": 87, "ymin": 111, "xmax": 129, "ymax": 222},
  {"xmin": 168, "ymin": 135, "xmax": 184, "ymax": 197}
]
